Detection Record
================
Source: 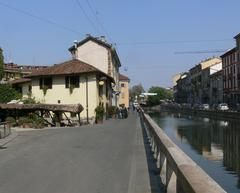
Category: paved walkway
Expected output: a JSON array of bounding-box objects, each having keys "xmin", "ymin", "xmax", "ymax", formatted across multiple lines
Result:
[{"xmin": 0, "ymin": 113, "xmax": 162, "ymax": 193}]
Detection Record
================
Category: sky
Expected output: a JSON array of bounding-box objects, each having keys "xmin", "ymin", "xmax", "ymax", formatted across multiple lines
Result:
[{"xmin": 0, "ymin": 0, "xmax": 239, "ymax": 90}]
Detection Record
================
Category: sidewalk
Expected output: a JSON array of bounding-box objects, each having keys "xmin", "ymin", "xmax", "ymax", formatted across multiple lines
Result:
[
  {"xmin": 127, "ymin": 112, "xmax": 164, "ymax": 193},
  {"xmin": 0, "ymin": 113, "xmax": 164, "ymax": 193}
]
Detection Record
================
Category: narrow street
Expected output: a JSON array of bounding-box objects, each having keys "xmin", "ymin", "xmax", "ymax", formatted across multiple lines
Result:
[{"xmin": 0, "ymin": 113, "xmax": 156, "ymax": 193}]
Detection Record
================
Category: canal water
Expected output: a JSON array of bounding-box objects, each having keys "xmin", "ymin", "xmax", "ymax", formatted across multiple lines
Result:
[{"xmin": 149, "ymin": 111, "xmax": 240, "ymax": 193}]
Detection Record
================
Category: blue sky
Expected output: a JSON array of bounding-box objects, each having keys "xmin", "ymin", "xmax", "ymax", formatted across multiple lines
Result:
[{"xmin": 0, "ymin": 0, "xmax": 239, "ymax": 89}]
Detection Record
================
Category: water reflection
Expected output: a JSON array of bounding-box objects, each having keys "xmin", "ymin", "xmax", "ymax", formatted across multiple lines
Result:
[{"xmin": 149, "ymin": 112, "xmax": 240, "ymax": 192}]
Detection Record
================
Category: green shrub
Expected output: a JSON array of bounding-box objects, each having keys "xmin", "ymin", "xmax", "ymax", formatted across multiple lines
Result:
[
  {"xmin": 18, "ymin": 114, "xmax": 45, "ymax": 129},
  {"xmin": 5, "ymin": 116, "xmax": 16, "ymax": 124},
  {"xmin": 0, "ymin": 84, "xmax": 21, "ymax": 103},
  {"xmin": 108, "ymin": 106, "xmax": 117, "ymax": 116},
  {"xmin": 33, "ymin": 118, "xmax": 44, "ymax": 128},
  {"xmin": 95, "ymin": 105, "xmax": 105, "ymax": 120},
  {"xmin": 18, "ymin": 117, "xmax": 33, "ymax": 125},
  {"xmin": 22, "ymin": 97, "xmax": 38, "ymax": 104}
]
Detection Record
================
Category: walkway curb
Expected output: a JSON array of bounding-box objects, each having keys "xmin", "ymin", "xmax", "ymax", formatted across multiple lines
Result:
[
  {"xmin": 0, "ymin": 131, "xmax": 18, "ymax": 147},
  {"xmin": 128, "ymin": 115, "xmax": 152, "ymax": 193}
]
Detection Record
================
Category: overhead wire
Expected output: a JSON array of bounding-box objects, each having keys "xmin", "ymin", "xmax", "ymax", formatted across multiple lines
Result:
[
  {"xmin": 174, "ymin": 49, "xmax": 227, "ymax": 54},
  {"xmin": 116, "ymin": 39, "xmax": 233, "ymax": 46},
  {"xmin": 85, "ymin": 0, "xmax": 113, "ymax": 42},
  {"xmin": 0, "ymin": 1, "xmax": 82, "ymax": 35},
  {"xmin": 75, "ymin": 0, "xmax": 101, "ymax": 34}
]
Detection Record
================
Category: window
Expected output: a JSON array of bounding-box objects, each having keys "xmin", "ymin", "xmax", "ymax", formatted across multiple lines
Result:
[
  {"xmin": 40, "ymin": 77, "xmax": 52, "ymax": 89},
  {"xmin": 121, "ymin": 93, "xmax": 125, "ymax": 99},
  {"xmin": 121, "ymin": 83, "xmax": 125, "ymax": 87},
  {"xmin": 65, "ymin": 76, "xmax": 80, "ymax": 88}
]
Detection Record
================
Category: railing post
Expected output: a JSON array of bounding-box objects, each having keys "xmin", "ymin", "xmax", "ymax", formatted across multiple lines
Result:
[
  {"xmin": 4, "ymin": 124, "xmax": 6, "ymax": 138},
  {"xmin": 156, "ymin": 145, "xmax": 160, "ymax": 168},
  {"xmin": 176, "ymin": 178, "xmax": 185, "ymax": 193},
  {"xmin": 159, "ymin": 152, "xmax": 167, "ymax": 185},
  {"xmin": 166, "ymin": 160, "xmax": 177, "ymax": 193}
]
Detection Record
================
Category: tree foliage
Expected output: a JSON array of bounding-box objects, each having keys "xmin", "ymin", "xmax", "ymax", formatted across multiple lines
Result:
[
  {"xmin": 130, "ymin": 84, "xmax": 145, "ymax": 101},
  {"xmin": 147, "ymin": 86, "xmax": 173, "ymax": 106},
  {"xmin": 0, "ymin": 84, "xmax": 21, "ymax": 103},
  {"xmin": 0, "ymin": 48, "xmax": 4, "ymax": 80}
]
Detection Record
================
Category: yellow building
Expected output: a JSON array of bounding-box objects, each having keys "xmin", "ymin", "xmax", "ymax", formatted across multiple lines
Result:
[
  {"xmin": 119, "ymin": 74, "xmax": 130, "ymax": 108},
  {"xmin": 68, "ymin": 35, "xmax": 121, "ymax": 106},
  {"xmin": 10, "ymin": 78, "xmax": 31, "ymax": 98},
  {"xmin": 22, "ymin": 59, "xmax": 114, "ymax": 122}
]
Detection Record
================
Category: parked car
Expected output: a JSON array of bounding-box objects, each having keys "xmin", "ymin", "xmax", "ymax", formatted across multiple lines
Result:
[
  {"xmin": 201, "ymin": 104, "xmax": 210, "ymax": 110},
  {"xmin": 217, "ymin": 103, "xmax": 229, "ymax": 111}
]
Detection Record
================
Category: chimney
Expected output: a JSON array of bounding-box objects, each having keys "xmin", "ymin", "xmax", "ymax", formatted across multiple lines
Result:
[
  {"xmin": 73, "ymin": 40, "xmax": 78, "ymax": 49},
  {"xmin": 86, "ymin": 34, "xmax": 91, "ymax": 38},
  {"xmin": 99, "ymin": 36, "xmax": 106, "ymax": 43}
]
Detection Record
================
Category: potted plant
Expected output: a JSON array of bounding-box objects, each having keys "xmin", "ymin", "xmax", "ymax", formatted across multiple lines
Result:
[
  {"xmin": 95, "ymin": 105, "xmax": 105, "ymax": 124},
  {"xmin": 108, "ymin": 106, "xmax": 117, "ymax": 118},
  {"xmin": 18, "ymin": 117, "xmax": 33, "ymax": 128}
]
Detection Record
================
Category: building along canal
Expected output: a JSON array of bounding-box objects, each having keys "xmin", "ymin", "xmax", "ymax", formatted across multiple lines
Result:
[{"xmin": 148, "ymin": 111, "xmax": 240, "ymax": 193}]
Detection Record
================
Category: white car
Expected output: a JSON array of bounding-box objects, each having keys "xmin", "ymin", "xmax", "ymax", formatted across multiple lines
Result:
[
  {"xmin": 202, "ymin": 104, "xmax": 210, "ymax": 110},
  {"xmin": 217, "ymin": 103, "xmax": 229, "ymax": 111}
]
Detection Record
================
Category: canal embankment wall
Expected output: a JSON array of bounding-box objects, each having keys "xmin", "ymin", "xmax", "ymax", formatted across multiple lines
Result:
[
  {"xmin": 140, "ymin": 108, "xmax": 227, "ymax": 193},
  {"xmin": 144, "ymin": 105, "xmax": 240, "ymax": 120}
]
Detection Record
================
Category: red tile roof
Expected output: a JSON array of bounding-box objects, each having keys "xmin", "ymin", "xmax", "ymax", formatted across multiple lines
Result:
[
  {"xmin": 119, "ymin": 73, "xmax": 130, "ymax": 81},
  {"xmin": 4, "ymin": 63, "xmax": 48, "ymax": 74},
  {"xmin": 8, "ymin": 78, "xmax": 31, "ymax": 85},
  {"xmin": 25, "ymin": 59, "xmax": 114, "ymax": 82}
]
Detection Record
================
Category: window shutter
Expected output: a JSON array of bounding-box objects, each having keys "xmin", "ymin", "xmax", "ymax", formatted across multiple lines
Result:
[
  {"xmin": 75, "ymin": 76, "xmax": 80, "ymax": 88},
  {"xmin": 65, "ymin": 76, "xmax": 69, "ymax": 88},
  {"xmin": 40, "ymin": 78, "xmax": 43, "ymax": 89}
]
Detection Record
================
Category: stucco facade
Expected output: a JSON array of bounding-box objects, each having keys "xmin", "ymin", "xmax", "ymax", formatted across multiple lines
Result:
[
  {"xmin": 119, "ymin": 74, "xmax": 130, "ymax": 108},
  {"xmin": 21, "ymin": 59, "xmax": 114, "ymax": 122},
  {"xmin": 119, "ymin": 80, "xmax": 130, "ymax": 108},
  {"xmin": 189, "ymin": 57, "xmax": 222, "ymax": 104},
  {"xmin": 31, "ymin": 74, "xmax": 100, "ymax": 119},
  {"xmin": 73, "ymin": 40, "xmax": 109, "ymax": 76},
  {"xmin": 69, "ymin": 36, "xmax": 121, "ymax": 106}
]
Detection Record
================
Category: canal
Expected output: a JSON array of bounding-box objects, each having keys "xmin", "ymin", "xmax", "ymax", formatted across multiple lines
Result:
[{"xmin": 149, "ymin": 111, "xmax": 240, "ymax": 193}]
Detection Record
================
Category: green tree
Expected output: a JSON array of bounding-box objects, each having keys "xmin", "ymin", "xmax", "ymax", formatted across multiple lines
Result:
[
  {"xmin": 130, "ymin": 84, "xmax": 145, "ymax": 101},
  {"xmin": 0, "ymin": 84, "xmax": 21, "ymax": 103},
  {"xmin": 147, "ymin": 86, "xmax": 173, "ymax": 106},
  {"xmin": 0, "ymin": 48, "xmax": 4, "ymax": 80}
]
